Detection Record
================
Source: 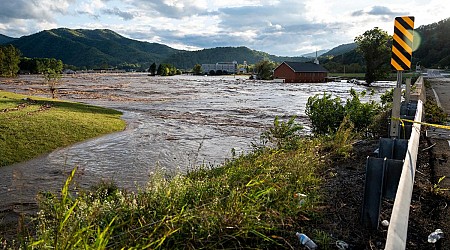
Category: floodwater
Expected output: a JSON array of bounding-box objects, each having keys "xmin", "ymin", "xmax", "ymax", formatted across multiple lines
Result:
[{"xmin": 0, "ymin": 73, "xmax": 395, "ymax": 212}]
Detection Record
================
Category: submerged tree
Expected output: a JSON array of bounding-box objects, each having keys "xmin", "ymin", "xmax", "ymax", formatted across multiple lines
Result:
[
  {"xmin": 149, "ymin": 62, "xmax": 156, "ymax": 76},
  {"xmin": 43, "ymin": 68, "xmax": 62, "ymax": 98},
  {"xmin": 255, "ymin": 60, "xmax": 275, "ymax": 80},
  {"xmin": 192, "ymin": 64, "xmax": 202, "ymax": 75},
  {"xmin": 354, "ymin": 27, "xmax": 391, "ymax": 84}
]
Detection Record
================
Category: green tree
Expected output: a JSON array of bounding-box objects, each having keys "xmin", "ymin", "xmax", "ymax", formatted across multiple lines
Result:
[
  {"xmin": 43, "ymin": 68, "xmax": 62, "ymax": 99},
  {"xmin": 0, "ymin": 45, "xmax": 21, "ymax": 77},
  {"xmin": 354, "ymin": 27, "xmax": 391, "ymax": 84},
  {"xmin": 157, "ymin": 64, "xmax": 163, "ymax": 75},
  {"xmin": 255, "ymin": 60, "xmax": 274, "ymax": 80},
  {"xmin": 156, "ymin": 63, "xmax": 177, "ymax": 76},
  {"xmin": 192, "ymin": 64, "xmax": 202, "ymax": 75},
  {"xmin": 149, "ymin": 62, "xmax": 156, "ymax": 75}
]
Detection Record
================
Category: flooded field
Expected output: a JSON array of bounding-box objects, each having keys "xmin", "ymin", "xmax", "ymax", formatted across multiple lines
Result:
[{"xmin": 0, "ymin": 73, "xmax": 395, "ymax": 212}]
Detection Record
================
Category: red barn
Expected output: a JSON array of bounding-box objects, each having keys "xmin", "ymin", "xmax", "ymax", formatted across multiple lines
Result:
[{"xmin": 273, "ymin": 61, "xmax": 328, "ymax": 83}]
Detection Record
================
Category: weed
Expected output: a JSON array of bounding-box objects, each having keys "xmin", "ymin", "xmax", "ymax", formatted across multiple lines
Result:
[
  {"xmin": 424, "ymin": 99, "xmax": 448, "ymax": 125},
  {"xmin": 260, "ymin": 116, "xmax": 303, "ymax": 150},
  {"xmin": 432, "ymin": 176, "xmax": 450, "ymax": 195}
]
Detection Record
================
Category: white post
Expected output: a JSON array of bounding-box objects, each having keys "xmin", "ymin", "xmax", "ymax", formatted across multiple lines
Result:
[
  {"xmin": 405, "ymin": 78, "xmax": 411, "ymax": 103},
  {"xmin": 390, "ymin": 71, "xmax": 403, "ymax": 138}
]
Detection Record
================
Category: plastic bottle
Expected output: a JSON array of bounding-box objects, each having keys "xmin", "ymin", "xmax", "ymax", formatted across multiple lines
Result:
[
  {"xmin": 296, "ymin": 232, "xmax": 318, "ymax": 250},
  {"xmin": 428, "ymin": 229, "xmax": 444, "ymax": 243}
]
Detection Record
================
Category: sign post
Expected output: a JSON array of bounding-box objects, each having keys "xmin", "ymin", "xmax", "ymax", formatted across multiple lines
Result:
[{"xmin": 390, "ymin": 16, "xmax": 415, "ymax": 138}]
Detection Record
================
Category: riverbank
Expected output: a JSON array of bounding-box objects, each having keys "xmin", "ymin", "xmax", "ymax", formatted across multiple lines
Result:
[
  {"xmin": 0, "ymin": 90, "xmax": 126, "ymax": 242},
  {"xmin": 0, "ymin": 90, "xmax": 126, "ymax": 167}
]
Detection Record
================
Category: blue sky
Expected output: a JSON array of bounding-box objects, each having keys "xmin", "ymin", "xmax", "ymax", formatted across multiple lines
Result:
[{"xmin": 0, "ymin": 0, "xmax": 448, "ymax": 56}]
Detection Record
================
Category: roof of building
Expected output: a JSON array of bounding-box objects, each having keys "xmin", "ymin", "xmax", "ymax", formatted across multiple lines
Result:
[{"xmin": 277, "ymin": 61, "xmax": 329, "ymax": 73}]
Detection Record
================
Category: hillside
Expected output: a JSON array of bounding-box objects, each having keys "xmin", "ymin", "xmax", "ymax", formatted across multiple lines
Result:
[
  {"xmin": 0, "ymin": 34, "xmax": 16, "ymax": 44},
  {"xmin": 5, "ymin": 28, "xmax": 311, "ymax": 69},
  {"xmin": 322, "ymin": 43, "xmax": 357, "ymax": 57},
  {"xmin": 414, "ymin": 18, "xmax": 450, "ymax": 68},
  {"xmin": 302, "ymin": 49, "xmax": 328, "ymax": 58},
  {"xmin": 165, "ymin": 46, "xmax": 311, "ymax": 69},
  {"xmin": 8, "ymin": 28, "xmax": 179, "ymax": 68}
]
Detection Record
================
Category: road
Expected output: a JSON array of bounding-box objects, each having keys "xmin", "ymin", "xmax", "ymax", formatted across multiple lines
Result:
[{"xmin": 426, "ymin": 77, "xmax": 450, "ymax": 192}]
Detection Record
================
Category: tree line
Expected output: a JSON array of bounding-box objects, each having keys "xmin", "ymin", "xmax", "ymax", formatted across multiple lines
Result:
[
  {"xmin": 1, "ymin": 44, "xmax": 64, "ymax": 77},
  {"xmin": 0, "ymin": 45, "xmax": 21, "ymax": 77},
  {"xmin": 148, "ymin": 62, "xmax": 182, "ymax": 76}
]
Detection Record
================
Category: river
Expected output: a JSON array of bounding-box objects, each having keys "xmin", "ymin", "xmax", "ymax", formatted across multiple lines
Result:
[{"xmin": 0, "ymin": 73, "xmax": 395, "ymax": 214}]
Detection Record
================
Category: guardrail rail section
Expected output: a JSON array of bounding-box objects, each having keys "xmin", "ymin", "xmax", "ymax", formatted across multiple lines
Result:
[{"xmin": 361, "ymin": 76, "xmax": 424, "ymax": 250}]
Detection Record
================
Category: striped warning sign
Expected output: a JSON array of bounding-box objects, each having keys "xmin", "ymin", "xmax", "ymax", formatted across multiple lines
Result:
[{"xmin": 391, "ymin": 16, "xmax": 415, "ymax": 71}]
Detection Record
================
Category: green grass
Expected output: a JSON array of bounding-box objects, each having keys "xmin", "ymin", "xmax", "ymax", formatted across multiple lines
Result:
[
  {"xmin": 329, "ymin": 72, "xmax": 420, "ymax": 81},
  {"xmin": 22, "ymin": 117, "xmax": 353, "ymax": 249},
  {"xmin": 0, "ymin": 90, "xmax": 126, "ymax": 167},
  {"xmin": 30, "ymin": 140, "xmax": 328, "ymax": 249}
]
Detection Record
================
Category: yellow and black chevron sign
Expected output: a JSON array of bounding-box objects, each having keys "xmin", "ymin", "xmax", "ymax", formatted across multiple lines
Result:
[{"xmin": 391, "ymin": 16, "xmax": 415, "ymax": 71}]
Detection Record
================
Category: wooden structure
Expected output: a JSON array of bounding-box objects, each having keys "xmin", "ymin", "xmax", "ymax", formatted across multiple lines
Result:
[{"xmin": 273, "ymin": 61, "xmax": 328, "ymax": 83}]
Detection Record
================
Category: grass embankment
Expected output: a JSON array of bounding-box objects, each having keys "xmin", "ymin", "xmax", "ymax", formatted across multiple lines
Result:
[
  {"xmin": 0, "ymin": 90, "xmax": 126, "ymax": 167},
  {"xmin": 24, "ymin": 119, "xmax": 351, "ymax": 249},
  {"xmin": 329, "ymin": 72, "xmax": 419, "ymax": 81}
]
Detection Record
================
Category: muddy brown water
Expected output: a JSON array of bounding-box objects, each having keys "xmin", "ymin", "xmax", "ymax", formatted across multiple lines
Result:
[{"xmin": 0, "ymin": 73, "xmax": 395, "ymax": 214}]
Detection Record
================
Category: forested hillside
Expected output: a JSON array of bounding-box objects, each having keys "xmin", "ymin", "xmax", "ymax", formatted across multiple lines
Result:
[
  {"xmin": 320, "ymin": 18, "xmax": 450, "ymax": 72},
  {"xmin": 0, "ymin": 34, "xmax": 16, "ymax": 44},
  {"xmin": 322, "ymin": 43, "xmax": 357, "ymax": 57},
  {"xmin": 414, "ymin": 18, "xmax": 450, "ymax": 68},
  {"xmin": 165, "ymin": 46, "xmax": 310, "ymax": 69},
  {"xmin": 8, "ymin": 28, "xmax": 178, "ymax": 68},
  {"xmin": 5, "ymin": 28, "xmax": 311, "ymax": 70}
]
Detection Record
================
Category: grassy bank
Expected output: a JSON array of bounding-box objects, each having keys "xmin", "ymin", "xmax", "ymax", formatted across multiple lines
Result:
[
  {"xmin": 328, "ymin": 72, "xmax": 420, "ymax": 81},
  {"xmin": 0, "ymin": 90, "xmax": 126, "ymax": 167},
  {"xmin": 17, "ymin": 117, "xmax": 356, "ymax": 249}
]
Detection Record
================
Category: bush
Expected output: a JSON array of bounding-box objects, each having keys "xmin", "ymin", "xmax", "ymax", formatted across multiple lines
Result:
[
  {"xmin": 344, "ymin": 89, "xmax": 381, "ymax": 134},
  {"xmin": 260, "ymin": 116, "xmax": 303, "ymax": 150},
  {"xmin": 306, "ymin": 93, "xmax": 345, "ymax": 135},
  {"xmin": 306, "ymin": 89, "xmax": 381, "ymax": 136},
  {"xmin": 424, "ymin": 99, "xmax": 448, "ymax": 124}
]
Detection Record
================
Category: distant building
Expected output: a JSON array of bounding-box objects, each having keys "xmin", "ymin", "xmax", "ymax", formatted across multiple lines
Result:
[
  {"xmin": 202, "ymin": 61, "xmax": 238, "ymax": 74},
  {"xmin": 273, "ymin": 61, "xmax": 328, "ymax": 83}
]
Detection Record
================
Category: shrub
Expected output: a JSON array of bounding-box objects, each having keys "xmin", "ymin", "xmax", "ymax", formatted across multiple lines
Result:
[
  {"xmin": 424, "ymin": 99, "xmax": 448, "ymax": 124},
  {"xmin": 306, "ymin": 93, "xmax": 345, "ymax": 135},
  {"xmin": 260, "ymin": 116, "xmax": 303, "ymax": 150},
  {"xmin": 344, "ymin": 89, "xmax": 381, "ymax": 134},
  {"xmin": 306, "ymin": 90, "xmax": 381, "ymax": 136}
]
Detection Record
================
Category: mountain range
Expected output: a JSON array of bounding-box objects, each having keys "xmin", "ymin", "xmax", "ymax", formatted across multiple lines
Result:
[
  {"xmin": 0, "ymin": 28, "xmax": 334, "ymax": 69},
  {"xmin": 0, "ymin": 34, "xmax": 16, "ymax": 44},
  {"xmin": 2, "ymin": 17, "xmax": 450, "ymax": 70}
]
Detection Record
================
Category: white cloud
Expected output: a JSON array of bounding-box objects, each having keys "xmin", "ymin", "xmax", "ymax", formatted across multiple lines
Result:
[
  {"xmin": 0, "ymin": 0, "xmax": 449, "ymax": 56},
  {"xmin": 76, "ymin": 0, "xmax": 106, "ymax": 18}
]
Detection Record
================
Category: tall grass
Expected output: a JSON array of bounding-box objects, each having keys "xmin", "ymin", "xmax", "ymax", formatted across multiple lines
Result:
[
  {"xmin": 0, "ymin": 90, "xmax": 126, "ymax": 166},
  {"xmin": 26, "ymin": 117, "xmax": 351, "ymax": 249}
]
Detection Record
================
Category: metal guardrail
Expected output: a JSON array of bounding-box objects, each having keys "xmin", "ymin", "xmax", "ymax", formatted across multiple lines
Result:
[{"xmin": 384, "ymin": 77, "xmax": 424, "ymax": 250}]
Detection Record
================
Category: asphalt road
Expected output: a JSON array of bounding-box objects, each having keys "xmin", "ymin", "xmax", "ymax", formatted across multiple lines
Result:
[{"xmin": 427, "ymin": 77, "xmax": 450, "ymax": 192}]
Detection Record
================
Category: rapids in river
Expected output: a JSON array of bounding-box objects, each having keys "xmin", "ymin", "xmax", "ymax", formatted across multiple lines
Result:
[{"xmin": 0, "ymin": 73, "xmax": 395, "ymax": 213}]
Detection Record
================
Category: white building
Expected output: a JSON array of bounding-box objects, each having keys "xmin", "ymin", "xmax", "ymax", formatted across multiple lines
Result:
[{"xmin": 201, "ymin": 61, "xmax": 238, "ymax": 74}]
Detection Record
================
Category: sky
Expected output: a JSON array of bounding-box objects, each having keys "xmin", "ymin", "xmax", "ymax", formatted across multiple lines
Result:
[{"xmin": 0, "ymin": 0, "xmax": 449, "ymax": 56}]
